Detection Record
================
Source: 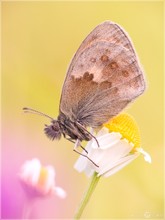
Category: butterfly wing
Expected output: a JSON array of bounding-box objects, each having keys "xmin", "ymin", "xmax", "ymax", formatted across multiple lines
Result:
[{"xmin": 59, "ymin": 21, "xmax": 146, "ymax": 127}]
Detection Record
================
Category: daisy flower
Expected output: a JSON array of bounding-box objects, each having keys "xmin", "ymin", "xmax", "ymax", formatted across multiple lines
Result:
[
  {"xmin": 74, "ymin": 113, "xmax": 151, "ymax": 177},
  {"xmin": 19, "ymin": 158, "xmax": 66, "ymax": 199}
]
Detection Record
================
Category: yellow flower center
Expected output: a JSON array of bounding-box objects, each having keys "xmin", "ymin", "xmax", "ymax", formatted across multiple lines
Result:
[
  {"xmin": 104, "ymin": 113, "xmax": 141, "ymax": 149},
  {"xmin": 38, "ymin": 167, "xmax": 48, "ymax": 187}
]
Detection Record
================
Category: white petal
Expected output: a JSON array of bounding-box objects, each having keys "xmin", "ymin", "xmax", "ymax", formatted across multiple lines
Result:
[
  {"xmin": 88, "ymin": 147, "xmax": 104, "ymax": 164},
  {"xmin": 97, "ymin": 139, "xmax": 134, "ymax": 173},
  {"xmin": 85, "ymin": 169, "xmax": 95, "ymax": 177},
  {"xmin": 74, "ymin": 132, "xmax": 135, "ymax": 177},
  {"xmin": 74, "ymin": 141, "xmax": 92, "ymax": 172},
  {"xmin": 74, "ymin": 151, "xmax": 97, "ymax": 177},
  {"xmin": 74, "ymin": 155, "xmax": 88, "ymax": 173},
  {"xmin": 99, "ymin": 153, "xmax": 140, "ymax": 177},
  {"xmin": 53, "ymin": 186, "xmax": 66, "ymax": 199},
  {"xmin": 82, "ymin": 166, "xmax": 95, "ymax": 177},
  {"xmin": 20, "ymin": 158, "xmax": 41, "ymax": 185},
  {"xmin": 137, "ymin": 148, "xmax": 152, "ymax": 163},
  {"xmin": 92, "ymin": 132, "xmax": 122, "ymax": 149},
  {"xmin": 96, "ymin": 127, "xmax": 109, "ymax": 136}
]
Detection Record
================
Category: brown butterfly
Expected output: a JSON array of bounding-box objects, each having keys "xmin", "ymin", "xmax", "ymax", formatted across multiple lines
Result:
[{"xmin": 24, "ymin": 21, "xmax": 146, "ymax": 165}]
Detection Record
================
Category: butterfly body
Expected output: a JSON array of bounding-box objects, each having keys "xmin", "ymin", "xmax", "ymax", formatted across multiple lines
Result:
[{"xmin": 44, "ymin": 112, "xmax": 92, "ymax": 142}]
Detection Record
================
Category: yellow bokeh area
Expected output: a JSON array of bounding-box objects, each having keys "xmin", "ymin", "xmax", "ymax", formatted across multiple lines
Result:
[{"xmin": 2, "ymin": 1, "xmax": 164, "ymax": 219}]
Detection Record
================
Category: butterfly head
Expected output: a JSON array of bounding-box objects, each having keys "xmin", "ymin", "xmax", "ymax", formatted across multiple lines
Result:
[
  {"xmin": 23, "ymin": 107, "xmax": 62, "ymax": 140},
  {"xmin": 44, "ymin": 120, "xmax": 62, "ymax": 140}
]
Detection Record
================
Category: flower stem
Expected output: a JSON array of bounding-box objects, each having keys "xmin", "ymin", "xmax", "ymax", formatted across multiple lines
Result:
[
  {"xmin": 74, "ymin": 172, "xmax": 100, "ymax": 219},
  {"xmin": 22, "ymin": 198, "xmax": 34, "ymax": 219}
]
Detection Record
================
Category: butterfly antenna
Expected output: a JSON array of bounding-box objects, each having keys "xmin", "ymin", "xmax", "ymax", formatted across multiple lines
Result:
[{"xmin": 23, "ymin": 107, "xmax": 54, "ymax": 121}]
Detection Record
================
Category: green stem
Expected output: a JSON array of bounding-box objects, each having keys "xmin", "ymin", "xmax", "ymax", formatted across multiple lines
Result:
[{"xmin": 74, "ymin": 172, "xmax": 100, "ymax": 219}]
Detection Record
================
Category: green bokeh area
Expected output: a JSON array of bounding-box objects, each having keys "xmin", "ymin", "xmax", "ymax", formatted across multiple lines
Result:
[{"xmin": 2, "ymin": 1, "xmax": 164, "ymax": 219}]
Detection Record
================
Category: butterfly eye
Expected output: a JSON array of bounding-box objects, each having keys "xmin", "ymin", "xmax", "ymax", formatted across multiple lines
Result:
[{"xmin": 44, "ymin": 121, "xmax": 61, "ymax": 140}]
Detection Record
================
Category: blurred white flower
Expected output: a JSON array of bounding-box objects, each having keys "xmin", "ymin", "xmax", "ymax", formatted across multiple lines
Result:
[
  {"xmin": 74, "ymin": 114, "xmax": 151, "ymax": 178},
  {"xmin": 19, "ymin": 158, "xmax": 66, "ymax": 199}
]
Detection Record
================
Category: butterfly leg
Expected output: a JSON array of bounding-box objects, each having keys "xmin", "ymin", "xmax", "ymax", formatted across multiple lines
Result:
[
  {"xmin": 73, "ymin": 139, "xmax": 99, "ymax": 167},
  {"xmin": 65, "ymin": 137, "xmax": 88, "ymax": 153},
  {"xmin": 76, "ymin": 122, "xmax": 100, "ymax": 148},
  {"xmin": 74, "ymin": 139, "xmax": 81, "ymax": 149}
]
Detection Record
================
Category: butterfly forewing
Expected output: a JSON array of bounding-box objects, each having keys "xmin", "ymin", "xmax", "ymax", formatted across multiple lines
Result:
[{"xmin": 59, "ymin": 21, "xmax": 146, "ymax": 127}]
